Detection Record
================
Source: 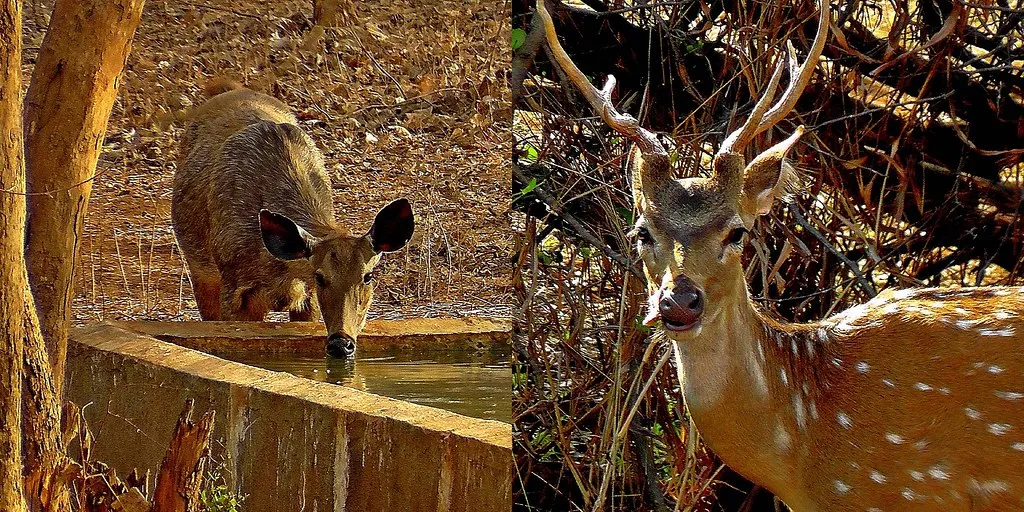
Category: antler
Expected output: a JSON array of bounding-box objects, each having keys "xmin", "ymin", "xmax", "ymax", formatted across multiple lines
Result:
[
  {"xmin": 719, "ymin": 0, "xmax": 831, "ymax": 158},
  {"xmin": 536, "ymin": 0, "xmax": 671, "ymax": 205}
]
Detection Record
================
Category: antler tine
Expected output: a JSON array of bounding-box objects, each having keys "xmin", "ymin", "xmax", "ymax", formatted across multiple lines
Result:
[
  {"xmin": 753, "ymin": 0, "xmax": 830, "ymax": 138},
  {"xmin": 719, "ymin": 0, "xmax": 830, "ymax": 157},
  {"xmin": 536, "ymin": 0, "xmax": 666, "ymax": 159},
  {"xmin": 719, "ymin": 51, "xmax": 787, "ymax": 156}
]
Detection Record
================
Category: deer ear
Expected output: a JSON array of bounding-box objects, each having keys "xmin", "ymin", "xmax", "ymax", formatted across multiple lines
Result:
[
  {"xmin": 259, "ymin": 210, "xmax": 317, "ymax": 260},
  {"xmin": 368, "ymin": 199, "xmax": 415, "ymax": 253},
  {"xmin": 740, "ymin": 127, "xmax": 804, "ymax": 217}
]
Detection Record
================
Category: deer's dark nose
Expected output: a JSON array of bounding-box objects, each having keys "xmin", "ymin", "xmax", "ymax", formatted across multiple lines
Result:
[
  {"xmin": 326, "ymin": 333, "xmax": 356, "ymax": 358},
  {"xmin": 659, "ymin": 277, "xmax": 704, "ymax": 331}
]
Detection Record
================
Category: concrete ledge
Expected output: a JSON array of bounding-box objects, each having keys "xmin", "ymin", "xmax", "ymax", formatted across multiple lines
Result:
[
  {"xmin": 67, "ymin": 323, "xmax": 511, "ymax": 511},
  {"xmin": 110, "ymin": 317, "xmax": 511, "ymax": 354}
]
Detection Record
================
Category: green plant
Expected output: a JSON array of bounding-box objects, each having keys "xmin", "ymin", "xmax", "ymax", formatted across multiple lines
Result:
[
  {"xmin": 511, "ymin": 28, "xmax": 527, "ymax": 50},
  {"xmin": 200, "ymin": 468, "xmax": 246, "ymax": 512}
]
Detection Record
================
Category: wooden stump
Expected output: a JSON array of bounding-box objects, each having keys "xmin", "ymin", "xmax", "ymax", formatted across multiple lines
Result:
[{"xmin": 152, "ymin": 400, "xmax": 215, "ymax": 512}]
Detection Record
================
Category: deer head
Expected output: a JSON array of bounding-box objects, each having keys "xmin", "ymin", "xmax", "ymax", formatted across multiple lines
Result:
[{"xmin": 537, "ymin": 0, "xmax": 829, "ymax": 341}]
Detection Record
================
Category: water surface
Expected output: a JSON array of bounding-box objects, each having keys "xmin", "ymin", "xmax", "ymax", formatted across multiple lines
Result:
[{"xmin": 218, "ymin": 349, "xmax": 510, "ymax": 423}]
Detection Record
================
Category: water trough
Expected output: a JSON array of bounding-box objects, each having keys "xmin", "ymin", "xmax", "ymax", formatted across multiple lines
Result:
[{"xmin": 66, "ymin": 318, "xmax": 512, "ymax": 511}]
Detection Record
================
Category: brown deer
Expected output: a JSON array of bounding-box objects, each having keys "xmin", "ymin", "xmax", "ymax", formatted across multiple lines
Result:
[
  {"xmin": 538, "ymin": 0, "xmax": 1024, "ymax": 509},
  {"xmin": 172, "ymin": 79, "xmax": 414, "ymax": 358}
]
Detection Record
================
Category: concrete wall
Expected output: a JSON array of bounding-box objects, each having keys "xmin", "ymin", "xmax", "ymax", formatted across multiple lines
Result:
[
  {"xmin": 66, "ymin": 323, "xmax": 512, "ymax": 511},
  {"xmin": 110, "ymin": 317, "xmax": 511, "ymax": 355}
]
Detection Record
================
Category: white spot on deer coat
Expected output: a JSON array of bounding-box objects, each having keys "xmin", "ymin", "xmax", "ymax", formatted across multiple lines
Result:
[
  {"xmin": 927, "ymin": 465, "xmax": 951, "ymax": 480},
  {"xmin": 774, "ymin": 423, "xmax": 791, "ymax": 453},
  {"xmin": 980, "ymin": 327, "xmax": 1015, "ymax": 336},
  {"xmin": 837, "ymin": 411, "xmax": 852, "ymax": 429},
  {"xmin": 988, "ymin": 423, "xmax": 1013, "ymax": 436},
  {"xmin": 885, "ymin": 432, "xmax": 906, "ymax": 444},
  {"xmin": 793, "ymin": 395, "xmax": 807, "ymax": 430},
  {"xmin": 834, "ymin": 480, "xmax": 851, "ymax": 495},
  {"xmin": 968, "ymin": 478, "xmax": 1010, "ymax": 497}
]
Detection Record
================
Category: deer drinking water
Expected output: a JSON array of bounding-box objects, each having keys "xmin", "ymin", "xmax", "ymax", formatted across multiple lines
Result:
[
  {"xmin": 538, "ymin": 0, "xmax": 1024, "ymax": 509},
  {"xmin": 172, "ymin": 80, "xmax": 414, "ymax": 358}
]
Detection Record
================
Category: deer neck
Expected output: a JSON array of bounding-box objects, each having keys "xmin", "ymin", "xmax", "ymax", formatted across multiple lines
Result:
[{"xmin": 672, "ymin": 263, "xmax": 821, "ymax": 501}]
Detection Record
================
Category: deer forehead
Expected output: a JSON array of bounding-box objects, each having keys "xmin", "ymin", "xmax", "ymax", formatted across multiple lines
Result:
[
  {"xmin": 646, "ymin": 178, "xmax": 738, "ymax": 247},
  {"xmin": 314, "ymin": 236, "xmax": 376, "ymax": 272}
]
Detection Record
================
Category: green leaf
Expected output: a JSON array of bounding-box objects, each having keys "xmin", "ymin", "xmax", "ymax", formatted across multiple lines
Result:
[
  {"xmin": 520, "ymin": 177, "xmax": 539, "ymax": 195},
  {"xmin": 523, "ymin": 143, "xmax": 539, "ymax": 162},
  {"xmin": 615, "ymin": 206, "xmax": 634, "ymax": 226},
  {"xmin": 634, "ymin": 314, "xmax": 652, "ymax": 334},
  {"xmin": 511, "ymin": 28, "xmax": 527, "ymax": 51}
]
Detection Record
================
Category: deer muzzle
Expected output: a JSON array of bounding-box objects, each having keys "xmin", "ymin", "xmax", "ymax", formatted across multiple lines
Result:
[
  {"xmin": 326, "ymin": 332, "xmax": 357, "ymax": 358},
  {"xmin": 659, "ymin": 277, "xmax": 704, "ymax": 332}
]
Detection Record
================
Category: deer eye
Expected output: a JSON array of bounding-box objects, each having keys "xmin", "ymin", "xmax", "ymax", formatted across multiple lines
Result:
[
  {"xmin": 724, "ymin": 227, "xmax": 748, "ymax": 247},
  {"xmin": 362, "ymin": 271, "xmax": 374, "ymax": 284},
  {"xmin": 314, "ymin": 271, "xmax": 327, "ymax": 287},
  {"xmin": 632, "ymin": 226, "xmax": 654, "ymax": 246}
]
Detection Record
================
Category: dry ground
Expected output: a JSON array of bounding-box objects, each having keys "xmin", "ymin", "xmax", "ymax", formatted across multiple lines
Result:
[{"xmin": 22, "ymin": 0, "xmax": 512, "ymax": 323}]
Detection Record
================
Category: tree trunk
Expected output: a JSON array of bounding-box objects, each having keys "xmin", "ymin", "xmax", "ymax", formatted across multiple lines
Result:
[
  {"xmin": 23, "ymin": 0, "xmax": 146, "ymax": 399},
  {"xmin": 20, "ymin": 322, "xmax": 68, "ymax": 511},
  {"xmin": 21, "ymin": 1, "xmax": 145, "ymax": 508},
  {"xmin": 0, "ymin": 0, "xmax": 29, "ymax": 509},
  {"xmin": 313, "ymin": 0, "xmax": 353, "ymax": 27}
]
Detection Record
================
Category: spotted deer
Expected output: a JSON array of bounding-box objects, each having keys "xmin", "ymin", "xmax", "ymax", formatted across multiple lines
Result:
[
  {"xmin": 172, "ymin": 79, "xmax": 414, "ymax": 358},
  {"xmin": 538, "ymin": 0, "xmax": 1024, "ymax": 509}
]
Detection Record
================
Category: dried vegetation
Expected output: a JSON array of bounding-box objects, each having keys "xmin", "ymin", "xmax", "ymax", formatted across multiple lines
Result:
[{"xmin": 512, "ymin": 0, "xmax": 1024, "ymax": 510}]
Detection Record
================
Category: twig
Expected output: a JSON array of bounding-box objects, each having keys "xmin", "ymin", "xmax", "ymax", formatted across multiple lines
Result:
[
  {"xmin": 513, "ymin": 163, "xmax": 644, "ymax": 280},
  {"xmin": 360, "ymin": 44, "xmax": 407, "ymax": 102},
  {"xmin": 786, "ymin": 201, "xmax": 877, "ymax": 297},
  {"xmin": 178, "ymin": 1, "xmax": 269, "ymax": 21}
]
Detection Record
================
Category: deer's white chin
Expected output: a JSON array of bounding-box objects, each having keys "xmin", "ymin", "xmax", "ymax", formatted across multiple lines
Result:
[{"xmin": 664, "ymin": 319, "xmax": 702, "ymax": 338}]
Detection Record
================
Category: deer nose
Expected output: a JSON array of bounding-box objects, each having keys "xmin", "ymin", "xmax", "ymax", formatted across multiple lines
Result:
[
  {"xmin": 326, "ymin": 333, "xmax": 356, "ymax": 358},
  {"xmin": 659, "ymin": 278, "xmax": 704, "ymax": 331}
]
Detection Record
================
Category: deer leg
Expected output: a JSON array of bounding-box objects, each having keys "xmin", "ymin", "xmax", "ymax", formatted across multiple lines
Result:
[
  {"xmin": 289, "ymin": 305, "xmax": 313, "ymax": 321},
  {"xmin": 190, "ymin": 273, "xmax": 223, "ymax": 320},
  {"xmin": 221, "ymin": 283, "xmax": 269, "ymax": 321}
]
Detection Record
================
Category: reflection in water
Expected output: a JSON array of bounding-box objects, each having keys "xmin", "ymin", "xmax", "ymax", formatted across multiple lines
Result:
[{"xmin": 216, "ymin": 349, "xmax": 510, "ymax": 423}]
